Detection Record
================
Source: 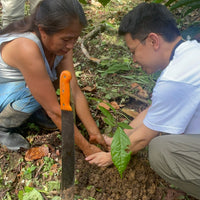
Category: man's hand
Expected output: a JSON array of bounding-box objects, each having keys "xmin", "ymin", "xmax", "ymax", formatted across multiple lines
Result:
[{"xmin": 85, "ymin": 152, "xmax": 113, "ymax": 167}]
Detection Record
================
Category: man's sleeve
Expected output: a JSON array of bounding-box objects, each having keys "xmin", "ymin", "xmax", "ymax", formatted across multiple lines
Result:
[{"xmin": 143, "ymin": 81, "xmax": 200, "ymax": 134}]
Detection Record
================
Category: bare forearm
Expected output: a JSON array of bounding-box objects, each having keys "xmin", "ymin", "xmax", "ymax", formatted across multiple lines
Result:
[
  {"xmin": 124, "ymin": 107, "xmax": 149, "ymax": 136},
  {"xmin": 74, "ymin": 91, "xmax": 100, "ymax": 135},
  {"xmin": 128, "ymin": 124, "xmax": 158, "ymax": 154}
]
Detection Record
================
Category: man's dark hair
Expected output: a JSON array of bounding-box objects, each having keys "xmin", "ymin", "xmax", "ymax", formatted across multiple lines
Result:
[
  {"xmin": 0, "ymin": 0, "xmax": 87, "ymax": 37},
  {"xmin": 119, "ymin": 2, "xmax": 180, "ymax": 42}
]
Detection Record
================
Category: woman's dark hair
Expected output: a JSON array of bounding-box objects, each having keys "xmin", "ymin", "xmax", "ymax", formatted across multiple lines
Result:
[
  {"xmin": 0, "ymin": 0, "xmax": 87, "ymax": 36},
  {"xmin": 119, "ymin": 3, "xmax": 180, "ymax": 42}
]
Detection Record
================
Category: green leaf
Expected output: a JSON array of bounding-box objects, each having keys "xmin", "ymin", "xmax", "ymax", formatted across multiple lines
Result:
[
  {"xmin": 103, "ymin": 117, "xmax": 115, "ymax": 127},
  {"xmin": 52, "ymin": 197, "xmax": 61, "ymax": 200},
  {"xmin": 117, "ymin": 122, "xmax": 133, "ymax": 130},
  {"xmin": 23, "ymin": 188, "xmax": 44, "ymax": 200},
  {"xmin": 111, "ymin": 127, "xmax": 131, "ymax": 178},
  {"xmin": 79, "ymin": 0, "xmax": 87, "ymax": 4},
  {"xmin": 99, "ymin": 106, "xmax": 115, "ymax": 125},
  {"xmin": 183, "ymin": 4, "xmax": 200, "ymax": 16},
  {"xmin": 97, "ymin": 0, "xmax": 110, "ymax": 7},
  {"xmin": 56, "ymin": 89, "xmax": 60, "ymax": 95},
  {"xmin": 153, "ymin": 0, "xmax": 165, "ymax": 3},
  {"xmin": 18, "ymin": 190, "xmax": 24, "ymax": 200},
  {"xmin": 170, "ymin": 0, "xmax": 199, "ymax": 10},
  {"xmin": 102, "ymin": 63, "xmax": 130, "ymax": 76},
  {"xmin": 165, "ymin": 0, "xmax": 177, "ymax": 6},
  {"xmin": 47, "ymin": 181, "xmax": 60, "ymax": 191}
]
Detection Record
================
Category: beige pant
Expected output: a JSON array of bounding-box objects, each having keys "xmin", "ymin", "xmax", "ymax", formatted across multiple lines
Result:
[
  {"xmin": 1, "ymin": 0, "xmax": 42, "ymax": 27},
  {"xmin": 149, "ymin": 134, "xmax": 200, "ymax": 199}
]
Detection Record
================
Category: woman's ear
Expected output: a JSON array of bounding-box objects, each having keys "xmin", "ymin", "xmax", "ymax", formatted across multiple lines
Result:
[
  {"xmin": 38, "ymin": 26, "xmax": 47, "ymax": 40},
  {"xmin": 148, "ymin": 33, "xmax": 160, "ymax": 50}
]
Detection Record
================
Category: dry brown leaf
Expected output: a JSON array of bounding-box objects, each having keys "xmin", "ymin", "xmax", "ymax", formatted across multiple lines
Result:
[
  {"xmin": 122, "ymin": 108, "xmax": 139, "ymax": 119},
  {"xmin": 131, "ymin": 82, "xmax": 149, "ymax": 99},
  {"xmin": 110, "ymin": 101, "xmax": 120, "ymax": 110},
  {"xmin": 131, "ymin": 82, "xmax": 140, "ymax": 89},
  {"xmin": 97, "ymin": 102, "xmax": 110, "ymax": 110},
  {"xmin": 138, "ymin": 89, "xmax": 149, "ymax": 99},
  {"xmin": 82, "ymin": 85, "xmax": 96, "ymax": 92},
  {"xmin": 25, "ymin": 145, "xmax": 49, "ymax": 161}
]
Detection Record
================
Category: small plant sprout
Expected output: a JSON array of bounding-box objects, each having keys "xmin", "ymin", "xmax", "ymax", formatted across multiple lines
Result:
[{"xmin": 98, "ymin": 101, "xmax": 132, "ymax": 178}]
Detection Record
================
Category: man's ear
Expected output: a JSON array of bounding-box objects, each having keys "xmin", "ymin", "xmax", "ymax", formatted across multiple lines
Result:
[{"xmin": 148, "ymin": 33, "xmax": 160, "ymax": 50}]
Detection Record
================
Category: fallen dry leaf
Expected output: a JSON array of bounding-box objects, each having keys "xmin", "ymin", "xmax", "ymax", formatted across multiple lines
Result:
[
  {"xmin": 131, "ymin": 82, "xmax": 149, "ymax": 99},
  {"xmin": 138, "ymin": 89, "xmax": 149, "ymax": 99},
  {"xmin": 122, "ymin": 108, "xmax": 139, "ymax": 119},
  {"xmin": 97, "ymin": 102, "xmax": 110, "ymax": 110},
  {"xmin": 131, "ymin": 82, "xmax": 140, "ymax": 89},
  {"xmin": 25, "ymin": 145, "xmax": 49, "ymax": 161},
  {"xmin": 110, "ymin": 101, "xmax": 120, "ymax": 110},
  {"xmin": 82, "ymin": 85, "xmax": 96, "ymax": 92}
]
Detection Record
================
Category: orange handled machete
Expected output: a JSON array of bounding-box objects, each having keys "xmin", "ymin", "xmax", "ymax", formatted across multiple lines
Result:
[{"xmin": 60, "ymin": 71, "xmax": 74, "ymax": 199}]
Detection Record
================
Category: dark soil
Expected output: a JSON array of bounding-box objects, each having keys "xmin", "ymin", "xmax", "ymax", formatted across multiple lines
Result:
[{"xmin": 1, "ymin": 127, "xmax": 198, "ymax": 200}]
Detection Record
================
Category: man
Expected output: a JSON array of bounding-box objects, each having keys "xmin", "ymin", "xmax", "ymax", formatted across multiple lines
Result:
[{"xmin": 86, "ymin": 3, "xmax": 200, "ymax": 199}]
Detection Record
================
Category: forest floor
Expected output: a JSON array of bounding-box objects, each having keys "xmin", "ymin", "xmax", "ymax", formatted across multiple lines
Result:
[{"xmin": 0, "ymin": 0, "xmax": 200, "ymax": 200}]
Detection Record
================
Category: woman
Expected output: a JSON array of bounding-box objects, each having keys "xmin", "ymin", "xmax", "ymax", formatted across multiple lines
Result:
[{"xmin": 0, "ymin": 0, "xmax": 106, "ymax": 156}]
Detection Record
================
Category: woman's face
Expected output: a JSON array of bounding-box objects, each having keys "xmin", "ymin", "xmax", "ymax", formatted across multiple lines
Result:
[{"xmin": 40, "ymin": 20, "xmax": 83, "ymax": 55}]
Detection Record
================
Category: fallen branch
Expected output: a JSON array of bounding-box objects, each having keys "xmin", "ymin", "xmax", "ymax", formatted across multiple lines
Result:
[
  {"xmin": 80, "ymin": 24, "xmax": 106, "ymax": 64},
  {"xmin": 122, "ymin": 90, "xmax": 150, "ymax": 105}
]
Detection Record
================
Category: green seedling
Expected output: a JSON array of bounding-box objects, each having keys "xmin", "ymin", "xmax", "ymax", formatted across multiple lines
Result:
[{"xmin": 97, "ymin": 100, "xmax": 132, "ymax": 178}]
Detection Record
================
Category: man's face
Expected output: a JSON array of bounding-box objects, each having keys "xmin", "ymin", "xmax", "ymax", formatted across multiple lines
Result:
[{"xmin": 125, "ymin": 33, "xmax": 163, "ymax": 74}]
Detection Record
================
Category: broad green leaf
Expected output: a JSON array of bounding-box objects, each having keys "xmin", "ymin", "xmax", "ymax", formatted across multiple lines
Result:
[
  {"xmin": 47, "ymin": 181, "xmax": 60, "ymax": 191},
  {"xmin": 97, "ymin": 0, "xmax": 110, "ymax": 7},
  {"xmin": 99, "ymin": 106, "xmax": 115, "ymax": 124},
  {"xmin": 103, "ymin": 117, "xmax": 116, "ymax": 127},
  {"xmin": 24, "ymin": 186, "xmax": 34, "ymax": 193},
  {"xmin": 111, "ymin": 127, "xmax": 131, "ymax": 178},
  {"xmin": 170, "ymin": 0, "xmax": 200, "ymax": 10},
  {"xmin": 183, "ymin": 4, "xmax": 200, "ymax": 16},
  {"xmin": 23, "ymin": 188, "xmax": 43, "ymax": 200},
  {"xmin": 18, "ymin": 190, "xmax": 24, "ymax": 200},
  {"xmin": 102, "ymin": 63, "xmax": 130, "ymax": 76},
  {"xmin": 79, "ymin": 0, "xmax": 87, "ymax": 4},
  {"xmin": 117, "ymin": 122, "xmax": 133, "ymax": 130}
]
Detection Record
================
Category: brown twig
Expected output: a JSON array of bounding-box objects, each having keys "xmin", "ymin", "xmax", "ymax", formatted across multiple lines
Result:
[
  {"xmin": 34, "ymin": 162, "xmax": 45, "ymax": 178},
  {"xmin": 122, "ymin": 90, "xmax": 150, "ymax": 105},
  {"xmin": 79, "ymin": 24, "xmax": 106, "ymax": 64}
]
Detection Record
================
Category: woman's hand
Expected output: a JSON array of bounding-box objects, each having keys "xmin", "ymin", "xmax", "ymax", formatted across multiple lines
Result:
[{"xmin": 85, "ymin": 152, "xmax": 113, "ymax": 167}]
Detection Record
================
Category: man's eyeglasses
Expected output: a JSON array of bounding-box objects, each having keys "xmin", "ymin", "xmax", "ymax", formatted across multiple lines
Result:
[{"xmin": 131, "ymin": 35, "xmax": 148, "ymax": 56}]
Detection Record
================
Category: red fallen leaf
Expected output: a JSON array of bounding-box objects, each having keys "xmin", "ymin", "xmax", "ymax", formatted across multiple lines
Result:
[
  {"xmin": 25, "ymin": 145, "xmax": 49, "ymax": 161},
  {"xmin": 122, "ymin": 108, "xmax": 139, "ymax": 119}
]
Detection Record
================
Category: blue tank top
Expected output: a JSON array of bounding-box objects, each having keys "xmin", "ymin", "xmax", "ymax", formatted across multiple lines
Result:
[{"xmin": 0, "ymin": 32, "xmax": 63, "ymax": 83}]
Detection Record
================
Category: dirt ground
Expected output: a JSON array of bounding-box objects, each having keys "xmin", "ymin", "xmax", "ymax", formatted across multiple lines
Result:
[
  {"xmin": 1, "ymin": 129, "xmax": 198, "ymax": 200},
  {"xmin": 0, "ymin": 1, "xmax": 200, "ymax": 200},
  {"xmin": 1, "ymin": 98, "xmax": 198, "ymax": 200}
]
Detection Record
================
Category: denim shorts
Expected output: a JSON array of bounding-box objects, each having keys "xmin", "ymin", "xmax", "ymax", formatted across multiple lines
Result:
[{"xmin": 0, "ymin": 81, "xmax": 41, "ymax": 113}]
